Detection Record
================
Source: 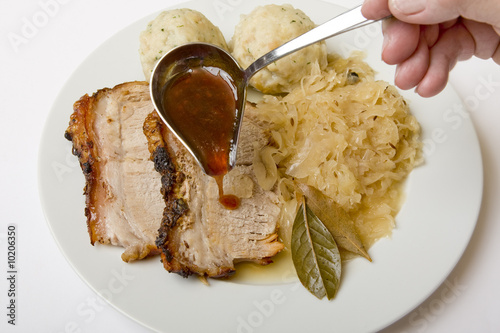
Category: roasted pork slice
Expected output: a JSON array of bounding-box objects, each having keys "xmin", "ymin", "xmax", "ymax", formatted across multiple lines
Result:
[
  {"xmin": 65, "ymin": 81, "xmax": 165, "ymax": 262},
  {"xmin": 65, "ymin": 80, "xmax": 283, "ymax": 276},
  {"xmin": 143, "ymin": 107, "xmax": 284, "ymax": 278}
]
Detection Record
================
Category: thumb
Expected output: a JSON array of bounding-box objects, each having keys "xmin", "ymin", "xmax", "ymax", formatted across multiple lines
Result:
[{"xmin": 389, "ymin": 0, "xmax": 500, "ymax": 29}]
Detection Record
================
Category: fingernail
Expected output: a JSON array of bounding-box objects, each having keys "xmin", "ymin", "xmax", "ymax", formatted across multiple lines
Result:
[
  {"xmin": 382, "ymin": 32, "xmax": 390, "ymax": 54},
  {"xmin": 394, "ymin": 64, "xmax": 400, "ymax": 81},
  {"xmin": 390, "ymin": 0, "xmax": 426, "ymax": 15}
]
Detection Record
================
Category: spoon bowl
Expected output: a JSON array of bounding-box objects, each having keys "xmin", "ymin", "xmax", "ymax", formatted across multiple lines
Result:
[{"xmin": 150, "ymin": 42, "xmax": 247, "ymax": 175}]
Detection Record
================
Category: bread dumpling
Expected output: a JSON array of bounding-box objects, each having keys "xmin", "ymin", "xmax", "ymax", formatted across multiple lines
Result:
[
  {"xmin": 229, "ymin": 4, "xmax": 327, "ymax": 94},
  {"xmin": 139, "ymin": 8, "xmax": 228, "ymax": 81}
]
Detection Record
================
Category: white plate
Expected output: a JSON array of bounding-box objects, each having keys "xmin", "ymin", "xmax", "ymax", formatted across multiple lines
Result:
[{"xmin": 38, "ymin": 1, "xmax": 483, "ymax": 332}]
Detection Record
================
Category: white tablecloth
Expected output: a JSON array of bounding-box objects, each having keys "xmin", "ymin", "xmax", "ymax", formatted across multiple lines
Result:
[{"xmin": 1, "ymin": 0, "xmax": 499, "ymax": 332}]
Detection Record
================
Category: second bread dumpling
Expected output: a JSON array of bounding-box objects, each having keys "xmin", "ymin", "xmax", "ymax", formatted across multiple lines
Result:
[{"xmin": 229, "ymin": 4, "xmax": 328, "ymax": 94}]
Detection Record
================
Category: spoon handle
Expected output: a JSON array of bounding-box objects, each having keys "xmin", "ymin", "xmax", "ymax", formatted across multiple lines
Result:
[{"xmin": 244, "ymin": 5, "xmax": 388, "ymax": 79}]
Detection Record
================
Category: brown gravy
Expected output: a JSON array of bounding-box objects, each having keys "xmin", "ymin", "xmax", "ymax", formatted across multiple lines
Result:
[
  {"xmin": 162, "ymin": 65, "xmax": 241, "ymax": 209},
  {"xmin": 214, "ymin": 175, "xmax": 240, "ymax": 210}
]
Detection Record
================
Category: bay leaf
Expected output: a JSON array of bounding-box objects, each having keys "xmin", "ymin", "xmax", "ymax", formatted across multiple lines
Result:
[
  {"xmin": 291, "ymin": 197, "xmax": 341, "ymax": 300},
  {"xmin": 296, "ymin": 183, "xmax": 371, "ymax": 261}
]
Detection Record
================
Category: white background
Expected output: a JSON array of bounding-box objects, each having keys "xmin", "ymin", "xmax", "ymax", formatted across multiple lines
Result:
[{"xmin": 1, "ymin": 0, "xmax": 499, "ymax": 332}]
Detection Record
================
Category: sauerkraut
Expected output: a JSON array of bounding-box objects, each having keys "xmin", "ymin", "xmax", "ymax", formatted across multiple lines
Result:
[{"xmin": 251, "ymin": 52, "xmax": 422, "ymax": 249}]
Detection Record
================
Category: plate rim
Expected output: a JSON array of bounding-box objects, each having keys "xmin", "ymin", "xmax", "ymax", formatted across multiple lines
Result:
[{"xmin": 37, "ymin": 1, "xmax": 483, "ymax": 332}]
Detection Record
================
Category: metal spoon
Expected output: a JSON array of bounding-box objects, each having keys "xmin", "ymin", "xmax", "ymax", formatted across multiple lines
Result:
[{"xmin": 150, "ymin": 5, "xmax": 388, "ymax": 175}]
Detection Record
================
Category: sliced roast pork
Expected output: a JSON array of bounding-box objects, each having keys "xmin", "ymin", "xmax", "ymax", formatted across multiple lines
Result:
[
  {"xmin": 66, "ymin": 81, "xmax": 284, "ymax": 277},
  {"xmin": 65, "ymin": 81, "xmax": 164, "ymax": 262},
  {"xmin": 143, "ymin": 106, "xmax": 284, "ymax": 278}
]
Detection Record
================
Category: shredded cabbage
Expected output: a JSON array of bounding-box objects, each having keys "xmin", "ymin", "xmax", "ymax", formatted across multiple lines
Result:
[{"xmin": 252, "ymin": 52, "xmax": 422, "ymax": 248}]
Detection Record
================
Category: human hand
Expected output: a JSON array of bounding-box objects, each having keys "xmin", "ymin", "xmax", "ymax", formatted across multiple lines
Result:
[{"xmin": 361, "ymin": 0, "xmax": 500, "ymax": 97}]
